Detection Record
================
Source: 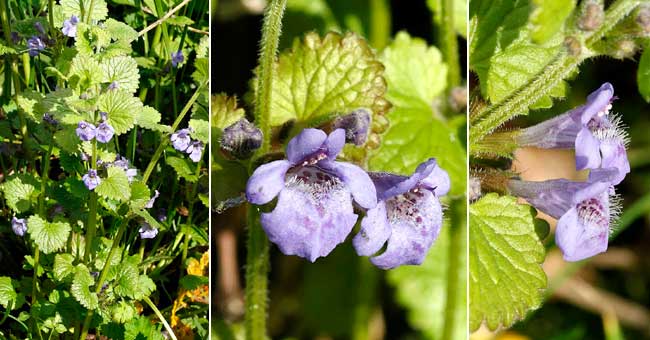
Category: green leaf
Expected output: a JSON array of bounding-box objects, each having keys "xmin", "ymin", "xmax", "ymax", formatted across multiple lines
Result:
[
  {"xmin": 16, "ymin": 90, "xmax": 45, "ymax": 121},
  {"xmin": 104, "ymin": 18, "xmax": 139, "ymax": 42},
  {"xmin": 469, "ymin": 194, "xmax": 547, "ymax": 331},
  {"xmin": 388, "ymin": 201, "xmax": 466, "ymax": 340},
  {"xmin": 124, "ymin": 315, "xmax": 164, "ymax": 340},
  {"xmin": 369, "ymin": 32, "xmax": 465, "ymax": 195},
  {"xmin": 427, "ymin": 0, "xmax": 468, "ymax": 38},
  {"xmin": 189, "ymin": 118, "xmax": 209, "ymax": 143},
  {"xmin": 53, "ymin": 254, "xmax": 76, "ymax": 282},
  {"xmin": 529, "ymin": 0, "xmax": 576, "ymax": 44},
  {"xmin": 2, "ymin": 175, "xmax": 39, "ymax": 213},
  {"xmin": 166, "ymin": 156, "xmax": 198, "ymax": 182},
  {"xmin": 213, "ymin": 94, "xmax": 244, "ymax": 130},
  {"xmin": 259, "ymin": 31, "xmax": 389, "ymax": 127},
  {"xmin": 0, "ymin": 41, "xmax": 16, "ymax": 56},
  {"xmin": 129, "ymin": 181, "xmax": 151, "ymax": 210},
  {"xmin": 179, "ymin": 275, "xmax": 209, "ymax": 291},
  {"xmin": 98, "ymin": 89, "xmax": 143, "ymax": 135},
  {"xmin": 60, "ymin": 0, "xmax": 108, "ymax": 22},
  {"xmin": 101, "ymin": 56, "xmax": 140, "ymax": 94},
  {"xmin": 0, "ymin": 277, "xmax": 17, "ymax": 310},
  {"xmin": 111, "ymin": 301, "xmax": 136, "ymax": 324},
  {"xmin": 637, "ymin": 43, "xmax": 650, "ymax": 102},
  {"xmin": 192, "ymin": 58, "xmax": 209, "ymax": 85},
  {"xmin": 71, "ymin": 264, "xmax": 99, "ymax": 310},
  {"xmin": 28, "ymin": 216, "xmax": 71, "ymax": 254},
  {"xmin": 95, "ymin": 166, "xmax": 131, "ymax": 202},
  {"xmin": 68, "ymin": 53, "xmax": 104, "ymax": 90},
  {"xmin": 135, "ymin": 106, "xmax": 168, "ymax": 132}
]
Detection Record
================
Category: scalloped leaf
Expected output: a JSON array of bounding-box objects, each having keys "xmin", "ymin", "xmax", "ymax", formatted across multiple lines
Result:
[
  {"xmin": 27, "ymin": 216, "xmax": 71, "ymax": 254},
  {"xmin": 0, "ymin": 277, "xmax": 17, "ymax": 310},
  {"xmin": 258, "ymin": 31, "xmax": 389, "ymax": 127},
  {"xmin": 529, "ymin": 0, "xmax": 576, "ymax": 44},
  {"xmin": 101, "ymin": 56, "xmax": 140, "ymax": 94},
  {"xmin": 95, "ymin": 166, "xmax": 131, "ymax": 202},
  {"xmin": 71, "ymin": 264, "xmax": 98, "ymax": 310},
  {"xmin": 469, "ymin": 193, "xmax": 547, "ymax": 331},
  {"xmin": 53, "ymin": 254, "xmax": 76, "ymax": 282},
  {"xmin": 213, "ymin": 94, "xmax": 244, "ymax": 130},
  {"xmin": 69, "ymin": 54, "xmax": 104, "ymax": 91},
  {"xmin": 166, "ymin": 156, "xmax": 198, "ymax": 182},
  {"xmin": 104, "ymin": 18, "xmax": 138, "ymax": 43},
  {"xmin": 2, "ymin": 175, "xmax": 39, "ymax": 213},
  {"xmin": 98, "ymin": 89, "xmax": 142, "ymax": 135},
  {"xmin": 135, "ymin": 106, "xmax": 168, "ymax": 132}
]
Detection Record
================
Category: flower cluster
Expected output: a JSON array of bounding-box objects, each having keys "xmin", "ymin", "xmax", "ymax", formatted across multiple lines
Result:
[
  {"xmin": 171, "ymin": 128, "xmax": 203, "ymax": 162},
  {"xmin": 246, "ymin": 128, "xmax": 449, "ymax": 269},
  {"xmin": 509, "ymin": 83, "xmax": 629, "ymax": 261},
  {"xmin": 62, "ymin": 15, "xmax": 79, "ymax": 38},
  {"xmin": 171, "ymin": 50, "xmax": 185, "ymax": 68},
  {"xmin": 76, "ymin": 115, "xmax": 115, "ymax": 144}
]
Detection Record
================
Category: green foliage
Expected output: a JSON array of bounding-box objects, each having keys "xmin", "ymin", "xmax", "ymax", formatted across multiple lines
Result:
[
  {"xmin": 369, "ymin": 32, "xmax": 465, "ymax": 195},
  {"xmin": 0, "ymin": 277, "xmax": 18, "ymax": 310},
  {"xmin": 469, "ymin": 194, "xmax": 546, "ymax": 331},
  {"xmin": 53, "ymin": 254, "xmax": 76, "ymax": 282},
  {"xmin": 95, "ymin": 166, "xmax": 132, "ymax": 202},
  {"xmin": 427, "ymin": 0, "xmax": 468, "ymax": 38},
  {"xmin": 71, "ymin": 264, "xmax": 99, "ymax": 310},
  {"xmin": 98, "ymin": 89, "xmax": 143, "ymax": 135},
  {"xmin": 637, "ymin": 44, "xmax": 650, "ymax": 102},
  {"xmin": 27, "ymin": 216, "xmax": 71, "ymax": 254},
  {"xmin": 166, "ymin": 156, "xmax": 199, "ymax": 182},
  {"xmin": 256, "ymin": 31, "xmax": 390, "ymax": 128},
  {"xmin": 529, "ymin": 0, "xmax": 576, "ymax": 43},
  {"xmin": 2, "ymin": 175, "xmax": 39, "ymax": 214}
]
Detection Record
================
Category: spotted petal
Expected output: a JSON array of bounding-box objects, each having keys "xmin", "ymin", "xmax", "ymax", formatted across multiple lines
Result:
[
  {"xmin": 246, "ymin": 160, "xmax": 292, "ymax": 205},
  {"xmin": 260, "ymin": 167, "xmax": 358, "ymax": 262},
  {"xmin": 370, "ymin": 189, "xmax": 443, "ymax": 269},
  {"xmin": 324, "ymin": 161, "xmax": 377, "ymax": 209},
  {"xmin": 555, "ymin": 204, "xmax": 609, "ymax": 262}
]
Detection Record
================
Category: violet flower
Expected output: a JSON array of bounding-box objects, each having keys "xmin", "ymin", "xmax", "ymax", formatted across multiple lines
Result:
[
  {"xmin": 27, "ymin": 36, "xmax": 45, "ymax": 57},
  {"xmin": 107, "ymin": 81, "xmax": 119, "ymax": 90},
  {"xmin": 145, "ymin": 190, "xmax": 159, "ymax": 209},
  {"xmin": 62, "ymin": 15, "xmax": 79, "ymax": 38},
  {"xmin": 34, "ymin": 22, "xmax": 46, "ymax": 35},
  {"xmin": 76, "ymin": 121, "xmax": 96, "ymax": 141},
  {"xmin": 247, "ymin": 128, "xmax": 377, "ymax": 262},
  {"xmin": 333, "ymin": 109, "xmax": 371, "ymax": 146},
  {"xmin": 171, "ymin": 50, "xmax": 184, "ymax": 67},
  {"xmin": 518, "ymin": 83, "xmax": 629, "ymax": 185},
  {"xmin": 186, "ymin": 141, "xmax": 204, "ymax": 162},
  {"xmin": 82, "ymin": 169, "xmax": 101, "ymax": 190},
  {"xmin": 112, "ymin": 156, "xmax": 137, "ymax": 181},
  {"xmin": 96, "ymin": 122, "xmax": 115, "ymax": 143},
  {"xmin": 353, "ymin": 159, "xmax": 450, "ymax": 269},
  {"xmin": 139, "ymin": 223, "xmax": 158, "ymax": 239},
  {"xmin": 43, "ymin": 113, "xmax": 58, "ymax": 126},
  {"xmin": 170, "ymin": 128, "xmax": 191, "ymax": 152},
  {"xmin": 508, "ymin": 167, "xmax": 620, "ymax": 261},
  {"xmin": 11, "ymin": 217, "xmax": 27, "ymax": 237}
]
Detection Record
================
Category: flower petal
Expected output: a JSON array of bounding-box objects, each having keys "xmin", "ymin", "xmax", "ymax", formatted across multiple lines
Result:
[
  {"xmin": 575, "ymin": 128, "xmax": 601, "ymax": 170},
  {"xmin": 599, "ymin": 138, "xmax": 629, "ymax": 185},
  {"xmin": 353, "ymin": 201, "xmax": 391, "ymax": 256},
  {"xmin": 420, "ymin": 162, "xmax": 451, "ymax": 196},
  {"xmin": 572, "ymin": 83, "xmax": 614, "ymax": 125},
  {"xmin": 260, "ymin": 168, "xmax": 358, "ymax": 262},
  {"xmin": 371, "ymin": 189, "xmax": 443, "ymax": 269},
  {"xmin": 246, "ymin": 160, "xmax": 292, "ymax": 205},
  {"xmin": 324, "ymin": 128, "xmax": 346, "ymax": 159},
  {"xmin": 286, "ymin": 128, "xmax": 327, "ymax": 164},
  {"xmin": 323, "ymin": 161, "xmax": 377, "ymax": 209},
  {"xmin": 555, "ymin": 207, "xmax": 609, "ymax": 262}
]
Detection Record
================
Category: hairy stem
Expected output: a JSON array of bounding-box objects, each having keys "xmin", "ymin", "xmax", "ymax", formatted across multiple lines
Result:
[
  {"xmin": 85, "ymin": 139, "xmax": 98, "ymax": 263},
  {"xmin": 253, "ymin": 0, "xmax": 287, "ymax": 156},
  {"xmin": 245, "ymin": 207, "xmax": 270, "ymax": 340},
  {"xmin": 439, "ymin": 0, "xmax": 461, "ymax": 87},
  {"xmin": 141, "ymin": 82, "xmax": 205, "ymax": 184}
]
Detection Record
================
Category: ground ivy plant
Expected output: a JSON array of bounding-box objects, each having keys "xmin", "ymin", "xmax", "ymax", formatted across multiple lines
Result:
[
  {"xmin": 214, "ymin": 0, "xmax": 467, "ymax": 339},
  {"xmin": 0, "ymin": 0, "xmax": 209, "ymax": 338},
  {"xmin": 469, "ymin": 0, "xmax": 646, "ymax": 332}
]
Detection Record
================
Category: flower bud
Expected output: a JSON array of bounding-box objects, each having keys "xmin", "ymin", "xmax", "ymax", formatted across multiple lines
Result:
[
  {"xmin": 611, "ymin": 39, "xmax": 637, "ymax": 59},
  {"xmin": 333, "ymin": 108, "xmax": 371, "ymax": 145},
  {"xmin": 578, "ymin": 1, "xmax": 604, "ymax": 31},
  {"xmin": 448, "ymin": 86, "xmax": 467, "ymax": 112},
  {"xmin": 220, "ymin": 118, "xmax": 262, "ymax": 159},
  {"xmin": 637, "ymin": 5, "xmax": 650, "ymax": 35}
]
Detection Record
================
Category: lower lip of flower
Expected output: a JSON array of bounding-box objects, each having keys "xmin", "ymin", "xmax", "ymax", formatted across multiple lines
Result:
[
  {"xmin": 386, "ymin": 188, "xmax": 428, "ymax": 226},
  {"xmin": 576, "ymin": 196, "xmax": 608, "ymax": 228}
]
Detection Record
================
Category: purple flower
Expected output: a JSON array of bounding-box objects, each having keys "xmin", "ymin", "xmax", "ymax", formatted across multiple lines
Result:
[
  {"xmin": 43, "ymin": 113, "xmax": 58, "ymax": 126},
  {"xmin": 220, "ymin": 118, "xmax": 262, "ymax": 159},
  {"xmin": 139, "ymin": 223, "xmax": 158, "ymax": 239},
  {"xmin": 145, "ymin": 190, "xmax": 159, "ymax": 209},
  {"xmin": 333, "ymin": 109, "xmax": 371, "ymax": 145},
  {"xmin": 186, "ymin": 141, "xmax": 204, "ymax": 162},
  {"xmin": 247, "ymin": 128, "xmax": 377, "ymax": 262},
  {"xmin": 171, "ymin": 50, "xmax": 184, "ymax": 67},
  {"xmin": 107, "ymin": 81, "xmax": 119, "ymax": 90},
  {"xmin": 508, "ymin": 168, "xmax": 620, "ymax": 261},
  {"xmin": 11, "ymin": 217, "xmax": 27, "ymax": 236},
  {"xmin": 518, "ymin": 83, "xmax": 629, "ymax": 185},
  {"xmin": 82, "ymin": 169, "xmax": 101, "ymax": 190},
  {"xmin": 353, "ymin": 159, "xmax": 450, "ymax": 269},
  {"xmin": 96, "ymin": 122, "xmax": 115, "ymax": 143},
  {"xmin": 76, "ymin": 121, "xmax": 96, "ymax": 141},
  {"xmin": 10, "ymin": 32, "xmax": 20, "ymax": 44},
  {"xmin": 157, "ymin": 208, "xmax": 167, "ymax": 222},
  {"xmin": 62, "ymin": 15, "xmax": 79, "ymax": 38},
  {"xmin": 27, "ymin": 36, "xmax": 45, "ymax": 57},
  {"xmin": 111, "ymin": 155, "xmax": 137, "ymax": 181},
  {"xmin": 126, "ymin": 168, "xmax": 137, "ymax": 182},
  {"xmin": 170, "ymin": 128, "xmax": 191, "ymax": 152}
]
